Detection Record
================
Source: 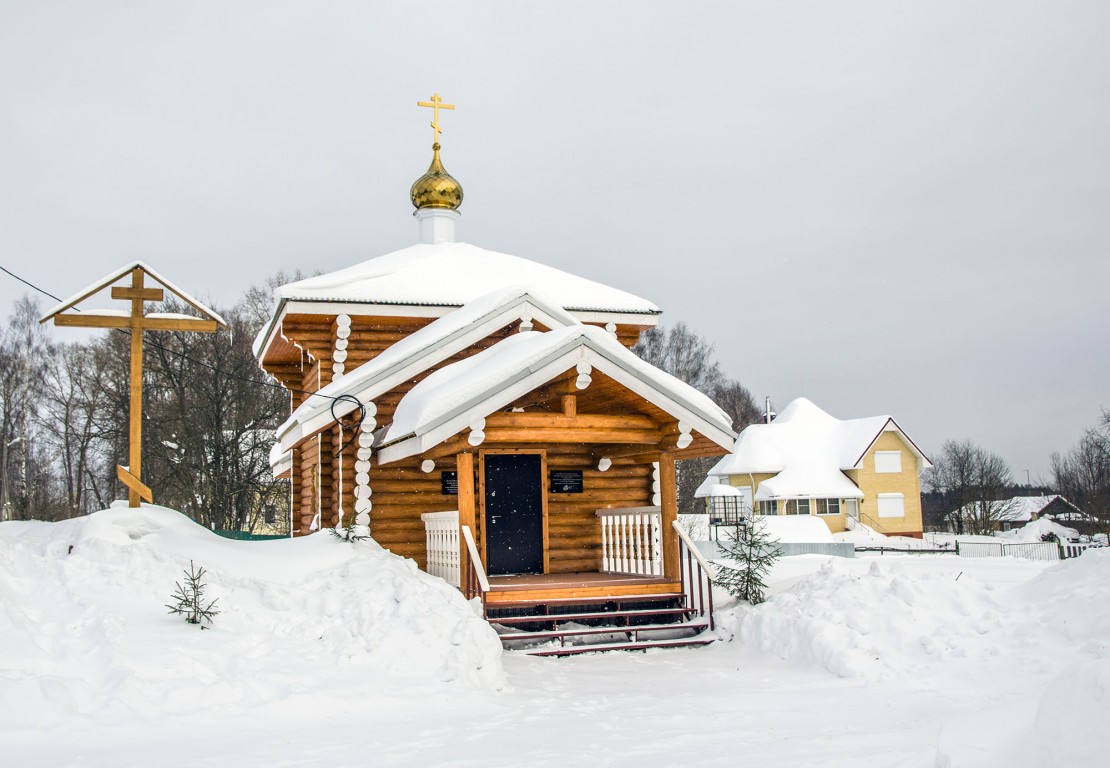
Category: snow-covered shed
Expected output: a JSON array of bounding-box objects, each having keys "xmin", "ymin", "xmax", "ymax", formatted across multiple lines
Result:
[{"xmin": 706, "ymin": 398, "xmax": 930, "ymax": 537}]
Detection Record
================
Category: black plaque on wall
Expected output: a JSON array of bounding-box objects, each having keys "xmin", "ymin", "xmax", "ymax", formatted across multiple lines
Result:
[
  {"xmin": 550, "ymin": 470, "xmax": 584, "ymax": 494},
  {"xmin": 441, "ymin": 471, "xmax": 459, "ymax": 495}
]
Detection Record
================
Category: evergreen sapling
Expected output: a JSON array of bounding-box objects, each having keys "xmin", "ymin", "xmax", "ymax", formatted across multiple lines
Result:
[
  {"xmin": 715, "ymin": 517, "xmax": 780, "ymax": 605},
  {"xmin": 166, "ymin": 560, "xmax": 220, "ymax": 628}
]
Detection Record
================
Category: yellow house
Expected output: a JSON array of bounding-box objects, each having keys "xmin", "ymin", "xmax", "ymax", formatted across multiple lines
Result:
[{"xmin": 705, "ymin": 398, "xmax": 931, "ymax": 538}]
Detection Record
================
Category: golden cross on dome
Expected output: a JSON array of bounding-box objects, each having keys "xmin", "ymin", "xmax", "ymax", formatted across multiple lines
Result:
[{"xmin": 417, "ymin": 92, "xmax": 455, "ymax": 146}]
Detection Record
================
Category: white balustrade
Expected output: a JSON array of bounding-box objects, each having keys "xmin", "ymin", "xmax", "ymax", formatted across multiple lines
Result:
[
  {"xmin": 420, "ymin": 510, "xmax": 460, "ymax": 587},
  {"xmin": 596, "ymin": 506, "xmax": 663, "ymax": 576}
]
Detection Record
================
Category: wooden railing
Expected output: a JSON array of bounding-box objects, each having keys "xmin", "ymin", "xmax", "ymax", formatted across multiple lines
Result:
[
  {"xmin": 596, "ymin": 506, "xmax": 663, "ymax": 576},
  {"xmin": 420, "ymin": 511, "xmax": 461, "ymax": 588},
  {"xmin": 460, "ymin": 525, "xmax": 490, "ymax": 608},
  {"xmin": 672, "ymin": 519, "xmax": 716, "ymax": 631}
]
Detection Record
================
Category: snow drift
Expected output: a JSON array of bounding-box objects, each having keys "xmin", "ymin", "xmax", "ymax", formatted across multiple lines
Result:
[
  {"xmin": 0, "ymin": 505, "xmax": 504, "ymax": 729},
  {"xmin": 721, "ymin": 551, "xmax": 1110, "ymax": 682}
]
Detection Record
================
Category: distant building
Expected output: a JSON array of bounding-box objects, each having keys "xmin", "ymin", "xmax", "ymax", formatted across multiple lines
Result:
[
  {"xmin": 704, "ymin": 398, "xmax": 931, "ymax": 538},
  {"xmin": 947, "ymin": 494, "xmax": 1087, "ymax": 533}
]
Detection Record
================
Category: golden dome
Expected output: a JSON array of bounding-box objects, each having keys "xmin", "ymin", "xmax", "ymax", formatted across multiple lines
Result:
[{"xmin": 410, "ymin": 143, "xmax": 463, "ymax": 211}]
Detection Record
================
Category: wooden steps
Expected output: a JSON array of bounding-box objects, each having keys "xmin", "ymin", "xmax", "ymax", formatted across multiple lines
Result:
[
  {"xmin": 486, "ymin": 593, "xmax": 714, "ymax": 656},
  {"xmin": 526, "ymin": 635, "xmax": 716, "ymax": 657}
]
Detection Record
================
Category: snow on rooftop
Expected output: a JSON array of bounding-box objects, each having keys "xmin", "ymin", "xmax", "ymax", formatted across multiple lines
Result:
[
  {"xmin": 381, "ymin": 325, "xmax": 732, "ymax": 446},
  {"xmin": 694, "ymin": 479, "xmax": 743, "ymax": 498},
  {"xmin": 276, "ymin": 286, "xmax": 582, "ymax": 447},
  {"xmin": 709, "ymin": 397, "xmax": 923, "ymax": 500},
  {"xmin": 41, "ymin": 260, "xmax": 228, "ymax": 327},
  {"xmin": 951, "ymin": 495, "xmax": 1081, "ymax": 524},
  {"xmin": 275, "ymin": 242, "xmax": 660, "ymax": 314}
]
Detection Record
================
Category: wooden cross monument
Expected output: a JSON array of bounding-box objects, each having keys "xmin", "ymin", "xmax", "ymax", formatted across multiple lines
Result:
[{"xmin": 41, "ymin": 262, "xmax": 227, "ymax": 507}]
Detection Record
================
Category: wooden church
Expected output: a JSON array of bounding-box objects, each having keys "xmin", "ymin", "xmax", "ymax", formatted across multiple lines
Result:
[{"xmin": 254, "ymin": 96, "xmax": 734, "ymax": 652}]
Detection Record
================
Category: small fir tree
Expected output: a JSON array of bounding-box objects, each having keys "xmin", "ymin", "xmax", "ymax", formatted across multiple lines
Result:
[
  {"xmin": 715, "ymin": 517, "xmax": 780, "ymax": 605},
  {"xmin": 166, "ymin": 560, "xmax": 220, "ymax": 628}
]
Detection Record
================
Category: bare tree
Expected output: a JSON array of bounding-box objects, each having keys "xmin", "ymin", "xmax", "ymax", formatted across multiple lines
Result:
[
  {"xmin": 1052, "ymin": 412, "xmax": 1110, "ymax": 541},
  {"xmin": 633, "ymin": 323, "xmax": 756, "ymax": 514},
  {"xmin": 140, "ymin": 297, "xmax": 289, "ymax": 532},
  {"xmin": 41, "ymin": 343, "xmax": 112, "ymax": 516},
  {"xmin": 925, "ymin": 439, "xmax": 1020, "ymax": 535},
  {"xmin": 0, "ymin": 297, "xmax": 62, "ymax": 520}
]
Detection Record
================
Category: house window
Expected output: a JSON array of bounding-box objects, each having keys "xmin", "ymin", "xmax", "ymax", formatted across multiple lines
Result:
[
  {"xmin": 264, "ymin": 505, "xmax": 277, "ymax": 525},
  {"xmin": 815, "ymin": 498, "xmax": 841, "ymax": 515},
  {"xmin": 784, "ymin": 499, "xmax": 809, "ymax": 515},
  {"xmin": 758, "ymin": 500, "xmax": 777, "ymax": 516},
  {"xmin": 874, "ymin": 451, "xmax": 902, "ymax": 474},
  {"xmin": 877, "ymin": 493, "xmax": 905, "ymax": 518}
]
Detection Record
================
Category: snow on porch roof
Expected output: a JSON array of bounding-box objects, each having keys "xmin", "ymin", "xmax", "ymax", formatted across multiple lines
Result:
[
  {"xmin": 274, "ymin": 242, "xmax": 661, "ymax": 314},
  {"xmin": 273, "ymin": 286, "xmax": 581, "ymax": 452},
  {"xmin": 375, "ymin": 325, "xmax": 736, "ymax": 464}
]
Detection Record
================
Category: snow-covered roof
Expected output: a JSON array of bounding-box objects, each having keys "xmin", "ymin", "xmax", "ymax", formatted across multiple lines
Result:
[
  {"xmin": 273, "ymin": 286, "xmax": 581, "ymax": 451},
  {"xmin": 951, "ymin": 495, "xmax": 1085, "ymax": 523},
  {"xmin": 376, "ymin": 325, "xmax": 736, "ymax": 464},
  {"xmin": 254, "ymin": 241, "xmax": 660, "ymax": 357},
  {"xmin": 708, "ymin": 398, "xmax": 930, "ymax": 501},
  {"xmin": 40, "ymin": 260, "xmax": 228, "ymax": 327},
  {"xmin": 693, "ymin": 477, "xmax": 744, "ymax": 498}
]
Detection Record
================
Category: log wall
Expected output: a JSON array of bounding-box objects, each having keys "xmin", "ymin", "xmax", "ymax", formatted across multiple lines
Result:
[
  {"xmin": 362, "ymin": 444, "xmax": 655, "ymax": 573},
  {"xmin": 263, "ymin": 312, "xmax": 656, "ymax": 538}
]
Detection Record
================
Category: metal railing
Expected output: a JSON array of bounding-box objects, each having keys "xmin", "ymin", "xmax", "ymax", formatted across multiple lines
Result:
[
  {"xmin": 460, "ymin": 525, "xmax": 490, "ymax": 611},
  {"xmin": 672, "ymin": 520, "xmax": 716, "ymax": 632}
]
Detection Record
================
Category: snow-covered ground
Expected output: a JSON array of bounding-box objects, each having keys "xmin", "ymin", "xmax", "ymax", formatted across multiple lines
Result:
[{"xmin": 3, "ymin": 506, "xmax": 1108, "ymax": 767}]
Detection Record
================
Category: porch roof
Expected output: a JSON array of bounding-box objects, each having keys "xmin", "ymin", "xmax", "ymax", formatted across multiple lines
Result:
[
  {"xmin": 273, "ymin": 286, "xmax": 581, "ymax": 453},
  {"xmin": 375, "ymin": 325, "xmax": 737, "ymax": 464}
]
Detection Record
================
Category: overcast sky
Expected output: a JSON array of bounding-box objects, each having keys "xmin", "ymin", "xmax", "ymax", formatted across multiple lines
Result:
[{"xmin": 1, "ymin": 1, "xmax": 1107, "ymax": 481}]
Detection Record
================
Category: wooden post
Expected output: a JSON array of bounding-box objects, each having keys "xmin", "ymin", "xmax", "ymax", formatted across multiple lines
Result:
[
  {"xmin": 128, "ymin": 268, "xmax": 144, "ymax": 507},
  {"xmin": 659, "ymin": 452, "xmax": 679, "ymax": 580},
  {"xmin": 456, "ymin": 452, "xmax": 476, "ymax": 586}
]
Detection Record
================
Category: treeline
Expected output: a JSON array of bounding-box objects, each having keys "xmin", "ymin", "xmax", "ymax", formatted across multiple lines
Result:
[
  {"xmin": 632, "ymin": 322, "xmax": 760, "ymax": 514},
  {"xmin": 923, "ymin": 419, "xmax": 1110, "ymax": 540},
  {"xmin": 0, "ymin": 275, "xmax": 294, "ymax": 532}
]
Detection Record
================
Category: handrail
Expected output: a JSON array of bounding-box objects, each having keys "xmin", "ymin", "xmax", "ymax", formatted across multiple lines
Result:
[
  {"xmin": 460, "ymin": 524, "xmax": 490, "ymax": 594},
  {"xmin": 596, "ymin": 505, "xmax": 661, "ymax": 517},
  {"xmin": 857, "ymin": 511, "xmax": 888, "ymax": 535},
  {"xmin": 672, "ymin": 519, "xmax": 717, "ymax": 581}
]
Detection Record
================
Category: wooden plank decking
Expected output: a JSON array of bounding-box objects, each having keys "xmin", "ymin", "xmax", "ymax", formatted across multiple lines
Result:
[{"xmin": 485, "ymin": 571, "xmax": 682, "ymax": 604}]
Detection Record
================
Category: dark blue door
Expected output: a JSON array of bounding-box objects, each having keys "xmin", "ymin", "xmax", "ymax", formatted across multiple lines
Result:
[{"xmin": 484, "ymin": 454, "xmax": 544, "ymax": 575}]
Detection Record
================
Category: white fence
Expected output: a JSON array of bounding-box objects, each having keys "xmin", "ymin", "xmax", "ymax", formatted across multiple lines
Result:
[
  {"xmin": 957, "ymin": 540, "xmax": 1091, "ymax": 561},
  {"xmin": 597, "ymin": 506, "xmax": 663, "ymax": 576},
  {"xmin": 420, "ymin": 510, "xmax": 460, "ymax": 587}
]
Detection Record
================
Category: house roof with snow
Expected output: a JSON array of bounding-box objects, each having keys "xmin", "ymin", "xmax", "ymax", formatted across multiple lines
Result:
[
  {"xmin": 707, "ymin": 397, "xmax": 931, "ymax": 501},
  {"xmin": 273, "ymin": 286, "xmax": 583, "ymax": 453},
  {"xmin": 375, "ymin": 324, "xmax": 736, "ymax": 464},
  {"xmin": 950, "ymin": 495, "xmax": 1086, "ymax": 523},
  {"xmin": 253, "ymin": 242, "xmax": 660, "ymax": 357}
]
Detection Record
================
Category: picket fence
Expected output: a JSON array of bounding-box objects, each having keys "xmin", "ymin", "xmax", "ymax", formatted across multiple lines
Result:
[{"xmin": 956, "ymin": 540, "xmax": 1092, "ymax": 561}]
